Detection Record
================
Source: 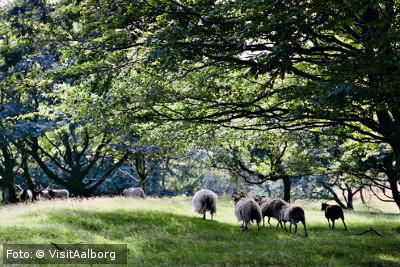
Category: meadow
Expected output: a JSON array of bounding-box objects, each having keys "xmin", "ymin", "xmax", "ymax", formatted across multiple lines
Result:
[{"xmin": 0, "ymin": 195, "xmax": 399, "ymax": 266}]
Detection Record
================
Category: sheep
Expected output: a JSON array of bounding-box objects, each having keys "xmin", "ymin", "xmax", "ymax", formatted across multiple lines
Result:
[
  {"xmin": 321, "ymin": 202, "xmax": 347, "ymax": 230},
  {"xmin": 259, "ymin": 198, "xmax": 287, "ymax": 227},
  {"xmin": 39, "ymin": 189, "xmax": 51, "ymax": 200},
  {"xmin": 254, "ymin": 196, "xmax": 269, "ymax": 205},
  {"xmin": 48, "ymin": 189, "xmax": 69, "ymax": 199},
  {"xmin": 18, "ymin": 189, "xmax": 33, "ymax": 202},
  {"xmin": 192, "ymin": 189, "xmax": 218, "ymax": 220},
  {"xmin": 280, "ymin": 205, "xmax": 308, "ymax": 237},
  {"xmin": 122, "ymin": 187, "xmax": 146, "ymax": 198},
  {"xmin": 232, "ymin": 196, "xmax": 262, "ymax": 231}
]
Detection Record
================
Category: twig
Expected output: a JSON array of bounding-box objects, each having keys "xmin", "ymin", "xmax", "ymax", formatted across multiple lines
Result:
[
  {"xmin": 51, "ymin": 241, "xmax": 84, "ymax": 250},
  {"xmin": 346, "ymin": 227, "xmax": 384, "ymax": 237}
]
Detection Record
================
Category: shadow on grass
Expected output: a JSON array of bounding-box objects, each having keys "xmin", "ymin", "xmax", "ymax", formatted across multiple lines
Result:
[
  {"xmin": 44, "ymin": 208, "xmax": 267, "ymax": 265},
  {"xmin": 2, "ymin": 206, "xmax": 399, "ymax": 266}
]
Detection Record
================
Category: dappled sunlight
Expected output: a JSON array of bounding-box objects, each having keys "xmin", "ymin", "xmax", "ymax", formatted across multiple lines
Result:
[
  {"xmin": 378, "ymin": 253, "xmax": 400, "ymax": 264},
  {"xmin": 0, "ymin": 196, "xmax": 399, "ymax": 265}
]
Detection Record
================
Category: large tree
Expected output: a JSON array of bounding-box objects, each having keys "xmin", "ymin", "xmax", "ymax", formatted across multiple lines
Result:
[
  {"xmin": 137, "ymin": 0, "xmax": 400, "ymax": 209},
  {"xmin": 8, "ymin": 0, "xmax": 400, "ymax": 208}
]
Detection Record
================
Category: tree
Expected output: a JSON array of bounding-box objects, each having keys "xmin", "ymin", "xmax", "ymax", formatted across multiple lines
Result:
[
  {"xmin": 119, "ymin": 144, "xmax": 166, "ymax": 193},
  {"xmin": 26, "ymin": 125, "xmax": 129, "ymax": 196},
  {"xmin": 7, "ymin": 0, "xmax": 400, "ymax": 208},
  {"xmin": 136, "ymin": 0, "xmax": 400, "ymax": 209},
  {"xmin": 0, "ymin": 0, "xmax": 55, "ymax": 203}
]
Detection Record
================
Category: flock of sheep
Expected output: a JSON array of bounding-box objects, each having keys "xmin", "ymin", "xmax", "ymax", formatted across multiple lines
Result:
[
  {"xmin": 17, "ymin": 188, "xmax": 69, "ymax": 201},
  {"xmin": 192, "ymin": 189, "xmax": 347, "ymax": 237},
  {"xmin": 16, "ymin": 186, "xmax": 144, "ymax": 202},
  {"xmin": 17, "ymin": 186, "xmax": 347, "ymax": 237}
]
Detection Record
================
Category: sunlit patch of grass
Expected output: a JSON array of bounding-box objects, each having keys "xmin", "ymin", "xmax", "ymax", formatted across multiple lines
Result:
[{"xmin": 0, "ymin": 196, "xmax": 399, "ymax": 266}]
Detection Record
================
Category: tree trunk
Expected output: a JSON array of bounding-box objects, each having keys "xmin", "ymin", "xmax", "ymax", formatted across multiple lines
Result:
[
  {"xmin": 388, "ymin": 170, "xmax": 400, "ymax": 211},
  {"xmin": 0, "ymin": 147, "xmax": 18, "ymax": 203},
  {"xmin": 0, "ymin": 179, "xmax": 18, "ymax": 203},
  {"xmin": 282, "ymin": 175, "xmax": 291, "ymax": 203},
  {"xmin": 360, "ymin": 188, "xmax": 366, "ymax": 205}
]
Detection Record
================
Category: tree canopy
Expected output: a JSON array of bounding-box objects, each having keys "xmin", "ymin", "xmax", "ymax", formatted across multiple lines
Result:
[{"xmin": 1, "ymin": 0, "xmax": 399, "ymax": 208}]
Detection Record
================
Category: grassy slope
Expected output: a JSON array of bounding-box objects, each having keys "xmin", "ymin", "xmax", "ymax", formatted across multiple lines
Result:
[{"xmin": 0, "ymin": 196, "xmax": 399, "ymax": 266}]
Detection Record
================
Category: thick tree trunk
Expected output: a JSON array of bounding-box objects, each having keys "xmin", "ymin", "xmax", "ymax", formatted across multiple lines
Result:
[
  {"xmin": 0, "ymin": 148, "xmax": 18, "ymax": 203},
  {"xmin": 1, "ymin": 180, "xmax": 18, "ymax": 203}
]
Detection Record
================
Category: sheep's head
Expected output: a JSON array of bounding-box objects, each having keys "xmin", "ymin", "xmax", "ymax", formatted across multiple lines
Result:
[
  {"xmin": 48, "ymin": 189, "xmax": 55, "ymax": 199},
  {"xmin": 321, "ymin": 202, "xmax": 328, "ymax": 211},
  {"xmin": 232, "ymin": 195, "xmax": 245, "ymax": 205},
  {"xmin": 254, "ymin": 196, "xmax": 265, "ymax": 205}
]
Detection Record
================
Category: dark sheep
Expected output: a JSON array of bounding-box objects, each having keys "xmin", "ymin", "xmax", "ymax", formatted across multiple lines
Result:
[
  {"xmin": 280, "ymin": 205, "xmax": 308, "ymax": 237},
  {"xmin": 48, "ymin": 189, "xmax": 69, "ymax": 199},
  {"xmin": 233, "ymin": 196, "xmax": 262, "ymax": 231},
  {"xmin": 192, "ymin": 189, "xmax": 218, "ymax": 220},
  {"xmin": 18, "ymin": 189, "xmax": 33, "ymax": 202},
  {"xmin": 260, "ymin": 198, "xmax": 287, "ymax": 227},
  {"xmin": 321, "ymin": 202, "xmax": 347, "ymax": 230}
]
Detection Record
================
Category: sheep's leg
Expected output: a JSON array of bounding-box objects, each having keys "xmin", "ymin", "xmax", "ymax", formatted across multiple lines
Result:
[
  {"xmin": 290, "ymin": 223, "xmax": 297, "ymax": 234},
  {"xmin": 203, "ymin": 213, "xmax": 206, "ymax": 220},
  {"xmin": 302, "ymin": 221, "xmax": 308, "ymax": 237},
  {"xmin": 244, "ymin": 221, "xmax": 249, "ymax": 230},
  {"xmin": 342, "ymin": 219, "xmax": 347, "ymax": 231},
  {"xmin": 262, "ymin": 216, "xmax": 265, "ymax": 227},
  {"xmin": 327, "ymin": 219, "xmax": 332, "ymax": 229},
  {"xmin": 268, "ymin": 217, "xmax": 272, "ymax": 226},
  {"xmin": 332, "ymin": 219, "xmax": 335, "ymax": 230},
  {"xmin": 283, "ymin": 222, "xmax": 288, "ymax": 232}
]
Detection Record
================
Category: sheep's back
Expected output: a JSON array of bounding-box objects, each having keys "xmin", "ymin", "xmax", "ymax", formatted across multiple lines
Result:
[
  {"xmin": 192, "ymin": 189, "xmax": 218, "ymax": 214},
  {"xmin": 269, "ymin": 198, "xmax": 287, "ymax": 219},
  {"xmin": 326, "ymin": 205, "xmax": 344, "ymax": 220},
  {"xmin": 234, "ymin": 198, "xmax": 248, "ymax": 221},
  {"xmin": 236, "ymin": 199, "xmax": 262, "ymax": 223},
  {"xmin": 123, "ymin": 187, "xmax": 145, "ymax": 198},
  {"xmin": 283, "ymin": 206, "xmax": 305, "ymax": 223}
]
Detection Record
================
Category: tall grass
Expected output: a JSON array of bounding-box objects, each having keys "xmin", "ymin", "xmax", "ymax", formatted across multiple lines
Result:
[{"xmin": 0, "ymin": 196, "xmax": 399, "ymax": 266}]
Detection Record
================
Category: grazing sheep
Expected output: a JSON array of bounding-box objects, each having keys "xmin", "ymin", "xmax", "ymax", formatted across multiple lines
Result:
[
  {"xmin": 48, "ymin": 189, "xmax": 69, "ymax": 199},
  {"xmin": 122, "ymin": 187, "xmax": 146, "ymax": 198},
  {"xmin": 321, "ymin": 202, "xmax": 347, "ymax": 230},
  {"xmin": 192, "ymin": 189, "xmax": 218, "ymax": 220},
  {"xmin": 259, "ymin": 198, "xmax": 287, "ymax": 227},
  {"xmin": 232, "ymin": 196, "xmax": 262, "ymax": 231},
  {"xmin": 18, "ymin": 189, "xmax": 33, "ymax": 202},
  {"xmin": 39, "ymin": 189, "xmax": 51, "ymax": 200},
  {"xmin": 280, "ymin": 205, "xmax": 308, "ymax": 237}
]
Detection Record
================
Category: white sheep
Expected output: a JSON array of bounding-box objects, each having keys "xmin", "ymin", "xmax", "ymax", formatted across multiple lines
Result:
[
  {"xmin": 192, "ymin": 189, "xmax": 218, "ymax": 220},
  {"xmin": 39, "ymin": 189, "xmax": 51, "ymax": 200},
  {"xmin": 233, "ymin": 196, "xmax": 262, "ymax": 231},
  {"xmin": 122, "ymin": 187, "xmax": 146, "ymax": 198}
]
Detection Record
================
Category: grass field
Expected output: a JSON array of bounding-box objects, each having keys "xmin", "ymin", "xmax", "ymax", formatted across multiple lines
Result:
[{"xmin": 0, "ymin": 195, "xmax": 399, "ymax": 266}]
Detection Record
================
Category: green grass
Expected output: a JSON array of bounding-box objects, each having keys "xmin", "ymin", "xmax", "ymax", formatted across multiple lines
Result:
[{"xmin": 0, "ymin": 196, "xmax": 399, "ymax": 266}]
